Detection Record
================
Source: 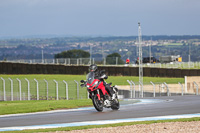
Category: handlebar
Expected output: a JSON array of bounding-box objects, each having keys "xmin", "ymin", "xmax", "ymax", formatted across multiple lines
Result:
[{"xmin": 80, "ymin": 80, "xmax": 86, "ymax": 88}]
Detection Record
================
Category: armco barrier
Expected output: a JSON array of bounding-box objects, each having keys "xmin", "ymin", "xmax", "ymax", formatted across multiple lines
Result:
[{"xmin": 1, "ymin": 62, "xmax": 200, "ymax": 77}]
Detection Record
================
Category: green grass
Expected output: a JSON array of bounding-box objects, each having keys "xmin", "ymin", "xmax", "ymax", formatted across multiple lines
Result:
[
  {"xmin": 0, "ymin": 74, "xmax": 184, "ymax": 115},
  {"xmin": 0, "ymin": 74, "xmax": 184, "ymax": 101},
  {"xmin": 0, "ymin": 74, "xmax": 86, "ymax": 82},
  {"xmin": 0, "ymin": 74, "xmax": 184, "ymax": 85},
  {"xmin": 0, "ymin": 99, "xmax": 92, "ymax": 115},
  {"xmin": 0, "ymin": 74, "xmax": 88, "ymax": 100},
  {"xmin": 107, "ymin": 76, "xmax": 184, "ymax": 85},
  {"xmin": 2, "ymin": 117, "xmax": 200, "ymax": 133}
]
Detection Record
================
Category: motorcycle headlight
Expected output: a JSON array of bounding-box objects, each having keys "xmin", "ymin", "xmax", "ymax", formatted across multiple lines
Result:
[
  {"xmin": 92, "ymin": 81, "xmax": 99, "ymax": 86},
  {"xmin": 94, "ymin": 81, "xmax": 98, "ymax": 85},
  {"xmin": 87, "ymin": 85, "xmax": 90, "ymax": 88}
]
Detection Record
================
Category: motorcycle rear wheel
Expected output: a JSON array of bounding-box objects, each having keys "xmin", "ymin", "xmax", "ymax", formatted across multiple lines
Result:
[{"xmin": 92, "ymin": 95, "xmax": 103, "ymax": 112}]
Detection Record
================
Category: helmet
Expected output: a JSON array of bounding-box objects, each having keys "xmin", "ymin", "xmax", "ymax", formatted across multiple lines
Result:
[{"xmin": 89, "ymin": 64, "xmax": 98, "ymax": 72}]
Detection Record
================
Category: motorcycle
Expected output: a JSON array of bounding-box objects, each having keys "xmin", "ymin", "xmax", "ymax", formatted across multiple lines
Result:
[{"xmin": 80, "ymin": 71, "xmax": 120, "ymax": 112}]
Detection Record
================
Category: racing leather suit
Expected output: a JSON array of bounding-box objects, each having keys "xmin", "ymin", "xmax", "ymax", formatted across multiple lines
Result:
[{"xmin": 94, "ymin": 69, "xmax": 115, "ymax": 96}]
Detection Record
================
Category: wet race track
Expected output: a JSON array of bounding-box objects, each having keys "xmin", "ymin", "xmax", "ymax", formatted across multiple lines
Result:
[{"xmin": 0, "ymin": 95, "xmax": 200, "ymax": 131}]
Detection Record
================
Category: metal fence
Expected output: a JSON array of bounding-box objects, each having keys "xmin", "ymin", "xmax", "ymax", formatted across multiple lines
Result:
[
  {"xmin": 125, "ymin": 80, "xmax": 199, "ymax": 99},
  {"xmin": 142, "ymin": 62, "xmax": 200, "ymax": 69},
  {"xmin": 4, "ymin": 57, "xmax": 121, "ymax": 66},
  {"xmin": 3, "ymin": 58, "xmax": 200, "ymax": 69},
  {"xmin": 1, "ymin": 77, "xmax": 199, "ymax": 101},
  {"xmin": 0, "ymin": 77, "xmax": 88, "ymax": 101}
]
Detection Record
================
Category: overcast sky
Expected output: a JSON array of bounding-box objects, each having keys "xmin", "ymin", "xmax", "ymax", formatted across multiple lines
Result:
[{"xmin": 0, "ymin": 0, "xmax": 200, "ymax": 37}]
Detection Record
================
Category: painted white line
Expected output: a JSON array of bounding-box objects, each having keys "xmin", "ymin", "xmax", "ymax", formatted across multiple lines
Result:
[
  {"xmin": 0, "ymin": 107, "xmax": 94, "ymax": 118},
  {"xmin": 0, "ymin": 113, "xmax": 200, "ymax": 132}
]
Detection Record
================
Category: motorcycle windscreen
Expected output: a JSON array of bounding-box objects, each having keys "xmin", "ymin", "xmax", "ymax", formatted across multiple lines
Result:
[{"xmin": 86, "ymin": 72, "xmax": 95, "ymax": 84}]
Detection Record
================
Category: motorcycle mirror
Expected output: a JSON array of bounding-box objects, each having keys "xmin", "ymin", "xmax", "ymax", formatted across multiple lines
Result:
[
  {"xmin": 80, "ymin": 80, "xmax": 85, "ymax": 83},
  {"xmin": 100, "ymin": 70, "xmax": 105, "ymax": 74}
]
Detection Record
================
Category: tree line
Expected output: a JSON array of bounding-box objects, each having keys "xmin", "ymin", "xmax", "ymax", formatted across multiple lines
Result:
[{"xmin": 54, "ymin": 49, "xmax": 124, "ymax": 64}]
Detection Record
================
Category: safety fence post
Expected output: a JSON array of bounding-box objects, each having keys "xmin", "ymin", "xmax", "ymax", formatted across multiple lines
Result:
[
  {"xmin": 74, "ymin": 80, "xmax": 79, "ymax": 99},
  {"xmin": 130, "ymin": 80, "xmax": 135, "ymax": 98},
  {"xmin": 25, "ymin": 78, "xmax": 30, "ymax": 100},
  {"xmin": 87, "ymin": 88, "xmax": 89, "ymax": 99},
  {"xmin": 63, "ymin": 80, "xmax": 68, "ymax": 100},
  {"xmin": 193, "ymin": 81, "xmax": 199, "ymax": 95},
  {"xmin": 103, "ymin": 58, "xmax": 106, "ymax": 66},
  {"xmin": 68, "ymin": 58, "xmax": 70, "ymax": 65},
  {"xmin": 127, "ymin": 80, "xmax": 133, "ymax": 98},
  {"xmin": 150, "ymin": 81, "xmax": 156, "ymax": 97},
  {"xmin": 34, "ymin": 79, "xmax": 39, "ymax": 100},
  {"xmin": 44, "ymin": 79, "xmax": 48, "ymax": 100},
  {"xmin": 1, "ymin": 77, "xmax": 6, "ymax": 101},
  {"xmin": 53, "ymin": 80, "xmax": 59, "ymax": 100},
  {"xmin": 80, "ymin": 58, "xmax": 82, "ymax": 65},
  {"xmin": 64, "ymin": 59, "xmax": 67, "ymax": 65},
  {"xmin": 17, "ymin": 78, "xmax": 22, "ymax": 101},
  {"xmin": 164, "ymin": 82, "xmax": 170, "ymax": 96},
  {"xmin": 178, "ymin": 82, "xmax": 184, "ymax": 96},
  {"xmin": 77, "ymin": 59, "xmax": 79, "ymax": 65},
  {"xmin": 139, "ymin": 81, "xmax": 143, "ymax": 98},
  {"xmin": 8, "ymin": 78, "xmax": 13, "ymax": 101},
  {"xmin": 80, "ymin": 80, "xmax": 89, "ymax": 99}
]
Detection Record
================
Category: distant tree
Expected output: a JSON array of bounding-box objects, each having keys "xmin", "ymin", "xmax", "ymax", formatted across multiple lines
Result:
[
  {"xmin": 106, "ymin": 52, "xmax": 124, "ymax": 64},
  {"xmin": 54, "ymin": 49, "xmax": 90, "ymax": 58}
]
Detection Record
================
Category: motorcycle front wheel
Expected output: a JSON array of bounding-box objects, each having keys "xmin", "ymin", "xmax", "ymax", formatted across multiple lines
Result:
[
  {"xmin": 111, "ymin": 98, "xmax": 120, "ymax": 110},
  {"xmin": 92, "ymin": 95, "xmax": 103, "ymax": 112}
]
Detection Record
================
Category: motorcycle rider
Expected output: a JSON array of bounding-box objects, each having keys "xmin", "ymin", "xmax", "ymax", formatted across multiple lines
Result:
[{"xmin": 89, "ymin": 64, "xmax": 116, "ymax": 100}]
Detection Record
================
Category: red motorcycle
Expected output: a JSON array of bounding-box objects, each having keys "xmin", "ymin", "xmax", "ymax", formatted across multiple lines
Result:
[{"xmin": 80, "ymin": 71, "xmax": 119, "ymax": 112}]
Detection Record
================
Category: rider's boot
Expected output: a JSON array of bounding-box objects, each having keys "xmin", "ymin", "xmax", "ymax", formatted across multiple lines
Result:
[{"xmin": 112, "ymin": 93, "xmax": 116, "ymax": 100}]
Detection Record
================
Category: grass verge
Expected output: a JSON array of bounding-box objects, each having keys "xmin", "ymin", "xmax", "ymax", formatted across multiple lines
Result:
[
  {"xmin": 0, "ymin": 99, "xmax": 92, "ymax": 115},
  {"xmin": 2, "ymin": 117, "xmax": 200, "ymax": 133},
  {"xmin": 0, "ymin": 74, "xmax": 184, "ymax": 100},
  {"xmin": 0, "ymin": 74, "xmax": 184, "ymax": 86}
]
